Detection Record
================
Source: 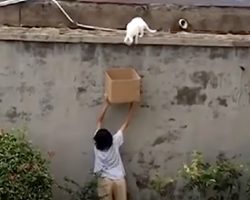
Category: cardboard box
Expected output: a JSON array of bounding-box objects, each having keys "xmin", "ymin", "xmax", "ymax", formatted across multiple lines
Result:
[{"xmin": 105, "ymin": 68, "xmax": 141, "ymax": 104}]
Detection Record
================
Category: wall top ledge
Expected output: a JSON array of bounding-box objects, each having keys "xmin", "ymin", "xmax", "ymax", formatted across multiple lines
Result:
[{"xmin": 0, "ymin": 26, "xmax": 250, "ymax": 47}]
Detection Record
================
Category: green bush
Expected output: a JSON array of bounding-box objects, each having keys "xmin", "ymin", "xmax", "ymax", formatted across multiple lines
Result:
[
  {"xmin": 59, "ymin": 174, "xmax": 100, "ymax": 200},
  {"xmin": 0, "ymin": 128, "xmax": 53, "ymax": 200},
  {"xmin": 247, "ymin": 178, "xmax": 250, "ymax": 200},
  {"xmin": 150, "ymin": 173, "xmax": 176, "ymax": 199},
  {"xmin": 179, "ymin": 151, "xmax": 245, "ymax": 200}
]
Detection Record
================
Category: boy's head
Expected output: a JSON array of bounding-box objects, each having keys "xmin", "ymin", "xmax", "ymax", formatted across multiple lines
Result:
[{"xmin": 94, "ymin": 129, "xmax": 113, "ymax": 151}]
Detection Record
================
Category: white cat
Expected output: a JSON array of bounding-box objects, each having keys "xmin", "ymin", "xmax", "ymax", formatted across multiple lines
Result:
[{"xmin": 124, "ymin": 17, "xmax": 157, "ymax": 46}]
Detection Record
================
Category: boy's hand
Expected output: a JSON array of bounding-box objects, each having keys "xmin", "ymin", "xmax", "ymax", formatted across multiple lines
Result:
[
  {"xmin": 105, "ymin": 98, "xmax": 110, "ymax": 105},
  {"xmin": 104, "ymin": 93, "xmax": 110, "ymax": 104},
  {"xmin": 129, "ymin": 102, "xmax": 134, "ymax": 109}
]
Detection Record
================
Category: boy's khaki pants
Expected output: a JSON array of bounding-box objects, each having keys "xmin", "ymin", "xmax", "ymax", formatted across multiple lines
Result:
[{"xmin": 98, "ymin": 177, "xmax": 127, "ymax": 200}]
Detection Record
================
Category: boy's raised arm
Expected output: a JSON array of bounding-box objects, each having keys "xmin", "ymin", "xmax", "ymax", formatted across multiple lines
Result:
[
  {"xmin": 120, "ymin": 102, "xmax": 135, "ymax": 133},
  {"xmin": 97, "ymin": 99, "xmax": 109, "ymax": 129}
]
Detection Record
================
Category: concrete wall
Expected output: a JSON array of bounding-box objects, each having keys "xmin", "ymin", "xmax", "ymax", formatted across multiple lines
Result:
[
  {"xmin": 1, "ymin": 41, "xmax": 250, "ymax": 199},
  {"xmin": 2, "ymin": 1, "xmax": 250, "ymax": 34},
  {"xmin": 60, "ymin": 0, "xmax": 250, "ymax": 7}
]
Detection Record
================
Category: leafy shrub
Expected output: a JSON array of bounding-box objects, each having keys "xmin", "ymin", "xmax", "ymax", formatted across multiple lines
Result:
[
  {"xmin": 179, "ymin": 151, "xmax": 245, "ymax": 200},
  {"xmin": 0, "ymin": 128, "xmax": 53, "ymax": 200},
  {"xmin": 150, "ymin": 173, "xmax": 176, "ymax": 199},
  {"xmin": 246, "ymin": 176, "xmax": 250, "ymax": 200},
  {"xmin": 59, "ymin": 174, "xmax": 100, "ymax": 200}
]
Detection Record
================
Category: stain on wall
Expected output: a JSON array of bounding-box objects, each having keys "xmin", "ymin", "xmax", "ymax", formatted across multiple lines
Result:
[
  {"xmin": 175, "ymin": 86, "xmax": 207, "ymax": 106},
  {"xmin": 1, "ymin": 42, "xmax": 250, "ymax": 200},
  {"xmin": 5, "ymin": 106, "xmax": 31, "ymax": 123},
  {"xmin": 190, "ymin": 71, "xmax": 218, "ymax": 89}
]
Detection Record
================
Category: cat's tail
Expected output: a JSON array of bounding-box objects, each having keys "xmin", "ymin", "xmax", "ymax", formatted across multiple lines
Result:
[{"xmin": 145, "ymin": 24, "xmax": 157, "ymax": 33}]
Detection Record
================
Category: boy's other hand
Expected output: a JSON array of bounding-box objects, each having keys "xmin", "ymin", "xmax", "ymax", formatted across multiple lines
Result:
[
  {"xmin": 129, "ymin": 102, "xmax": 134, "ymax": 109},
  {"xmin": 104, "ymin": 93, "xmax": 110, "ymax": 104}
]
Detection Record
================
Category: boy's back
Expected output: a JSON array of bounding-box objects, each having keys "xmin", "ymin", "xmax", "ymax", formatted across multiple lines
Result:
[
  {"xmin": 93, "ymin": 101, "xmax": 135, "ymax": 200},
  {"xmin": 94, "ymin": 130, "xmax": 125, "ymax": 180}
]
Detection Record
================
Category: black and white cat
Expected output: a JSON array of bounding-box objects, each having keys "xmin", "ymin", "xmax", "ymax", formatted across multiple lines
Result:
[{"xmin": 124, "ymin": 17, "xmax": 157, "ymax": 46}]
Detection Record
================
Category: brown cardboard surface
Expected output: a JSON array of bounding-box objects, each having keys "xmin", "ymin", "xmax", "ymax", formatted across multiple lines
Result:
[{"xmin": 105, "ymin": 68, "xmax": 141, "ymax": 104}]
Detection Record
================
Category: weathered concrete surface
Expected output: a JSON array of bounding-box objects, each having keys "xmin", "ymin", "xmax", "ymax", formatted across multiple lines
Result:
[
  {"xmin": 1, "ymin": 1, "xmax": 250, "ymax": 33},
  {"xmin": 0, "ymin": 4, "xmax": 20, "ymax": 26},
  {"xmin": 69, "ymin": 0, "xmax": 250, "ymax": 7},
  {"xmin": 2, "ymin": 27, "xmax": 250, "ymax": 47},
  {"xmin": 1, "ymin": 41, "xmax": 250, "ymax": 200}
]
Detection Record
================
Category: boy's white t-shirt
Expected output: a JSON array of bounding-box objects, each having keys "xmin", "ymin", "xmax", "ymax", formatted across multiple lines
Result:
[{"xmin": 94, "ymin": 130, "xmax": 125, "ymax": 180}]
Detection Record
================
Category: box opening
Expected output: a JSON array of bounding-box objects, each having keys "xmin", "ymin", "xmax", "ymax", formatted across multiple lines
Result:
[{"xmin": 106, "ymin": 68, "xmax": 140, "ymax": 80}]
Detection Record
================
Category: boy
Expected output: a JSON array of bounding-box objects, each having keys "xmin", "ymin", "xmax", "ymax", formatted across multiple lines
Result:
[{"xmin": 93, "ymin": 100, "xmax": 135, "ymax": 200}]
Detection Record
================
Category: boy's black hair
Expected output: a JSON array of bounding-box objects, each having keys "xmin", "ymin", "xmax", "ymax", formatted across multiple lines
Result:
[{"xmin": 94, "ymin": 129, "xmax": 113, "ymax": 151}]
